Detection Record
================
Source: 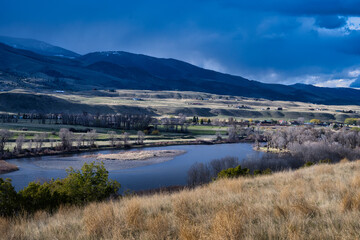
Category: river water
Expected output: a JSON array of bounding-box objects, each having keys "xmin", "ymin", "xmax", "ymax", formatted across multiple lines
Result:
[{"xmin": 1, "ymin": 143, "xmax": 262, "ymax": 192}]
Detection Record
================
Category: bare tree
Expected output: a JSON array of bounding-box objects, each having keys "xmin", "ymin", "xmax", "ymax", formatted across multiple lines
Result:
[
  {"xmin": 187, "ymin": 157, "xmax": 240, "ymax": 187},
  {"xmin": 227, "ymin": 126, "xmax": 238, "ymax": 142},
  {"xmin": 122, "ymin": 132, "xmax": 130, "ymax": 146},
  {"xmin": 0, "ymin": 129, "xmax": 12, "ymax": 154},
  {"xmin": 28, "ymin": 139, "xmax": 33, "ymax": 152},
  {"xmin": 76, "ymin": 134, "xmax": 83, "ymax": 149},
  {"xmin": 254, "ymin": 124, "xmax": 261, "ymax": 150},
  {"xmin": 297, "ymin": 117, "xmax": 305, "ymax": 124},
  {"xmin": 49, "ymin": 139, "xmax": 54, "ymax": 148},
  {"xmin": 59, "ymin": 128, "xmax": 73, "ymax": 150},
  {"xmin": 108, "ymin": 131, "xmax": 117, "ymax": 147},
  {"xmin": 187, "ymin": 163, "xmax": 210, "ymax": 187},
  {"xmin": 80, "ymin": 133, "xmax": 86, "ymax": 146},
  {"xmin": 34, "ymin": 133, "xmax": 48, "ymax": 152},
  {"xmin": 137, "ymin": 131, "xmax": 145, "ymax": 144},
  {"xmin": 87, "ymin": 130, "xmax": 98, "ymax": 148},
  {"xmin": 15, "ymin": 134, "xmax": 25, "ymax": 153},
  {"xmin": 263, "ymin": 131, "xmax": 273, "ymax": 151},
  {"xmin": 215, "ymin": 131, "xmax": 222, "ymax": 141},
  {"xmin": 178, "ymin": 114, "xmax": 187, "ymax": 132}
]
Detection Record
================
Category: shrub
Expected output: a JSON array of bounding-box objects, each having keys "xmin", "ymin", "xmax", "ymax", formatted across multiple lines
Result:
[
  {"xmin": 53, "ymin": 162, "xmax": 121, "ymax": 205},
  {"xmin": 319, "ymin": 158, "xmax": 332, "ymax": 164},
  {"xmin": 253, "ymin": 168, "xmax": 272, "ymax": 176},
  {"xmin": 310, "ymin": 119, "xmax": 321, "ymax": 125},
  {"xmin": 217, "ymin": 165, "xmax": 249, "ymax": 179},
  {"xmin": 344, "ymin": 118, "xmax": 358, "ymax": 125},
  {"xmin": 262, "ymin": 168, "xmax": 272, "ymax": 175},
  {"xmin": 0, "ymin": 178, "xmax": 19, "ymax": 217},
  {"xmin": 152, "ymin": 130, "xmax": 160, "ymax": 135},
  {"xmin": 253, "ymin": 169, "xmax": 262, "ymax": 176},
  {"xmin": 303, "ymin": 161, "xmax": 314, "ymax": 168},
  {"xmin": 18, "ymin": 182, "xmax": 64, "ymax": 214},
  {"xmin": 0, "ymin": 162, "xmax": 121, "ymax": 216}
]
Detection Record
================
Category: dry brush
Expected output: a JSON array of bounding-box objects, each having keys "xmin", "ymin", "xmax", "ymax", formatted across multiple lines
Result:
[{"xmin": 2, "ymin": 160, "xmax": 360, "ymax": 239}]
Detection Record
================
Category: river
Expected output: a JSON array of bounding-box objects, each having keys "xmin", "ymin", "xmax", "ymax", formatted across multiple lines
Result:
[{"xmin": 1, "ymin": 143, "xmax": 262, "ymax": 192}]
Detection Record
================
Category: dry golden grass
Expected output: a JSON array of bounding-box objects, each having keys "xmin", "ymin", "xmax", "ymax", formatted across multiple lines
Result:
[{"xmin": 3, "ymin": 161, "xmax": 360, "ymax": 239}]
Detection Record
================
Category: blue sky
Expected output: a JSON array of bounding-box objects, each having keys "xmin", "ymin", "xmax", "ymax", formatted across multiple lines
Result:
[{"xmin": 1, "ymin": 0, "xmax": 360, "ymax": 87}]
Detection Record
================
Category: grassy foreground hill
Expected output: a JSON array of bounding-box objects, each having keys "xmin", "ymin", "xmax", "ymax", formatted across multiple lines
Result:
[{"xmin": 2, "ymin": 160, "xmax": 360, "ymax": 239}]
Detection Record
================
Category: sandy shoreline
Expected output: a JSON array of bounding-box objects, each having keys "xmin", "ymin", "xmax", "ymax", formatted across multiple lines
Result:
[{"xmin": 83, "ymin": 150, "xmax": 186, "ymax": 161}]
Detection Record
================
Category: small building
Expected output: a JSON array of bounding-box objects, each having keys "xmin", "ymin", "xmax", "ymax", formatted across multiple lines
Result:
[{"xmin": 279, "ymin": 120, "xmax": 288, "ymax": 125}]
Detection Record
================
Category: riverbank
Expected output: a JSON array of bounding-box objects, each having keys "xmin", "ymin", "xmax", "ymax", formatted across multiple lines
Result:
[{"xmin": 0, "ymin": 160, "xmax": 19, "ymax": 174}]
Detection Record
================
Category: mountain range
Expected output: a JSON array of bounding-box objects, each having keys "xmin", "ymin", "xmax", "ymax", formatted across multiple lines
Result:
[
  {"xmin": 0, "ymin": 36, "xmax": 79, "ymax": 58},
  {"xmin": 0, "ymin": 36, "xmax": 360, "ymax": 105}
]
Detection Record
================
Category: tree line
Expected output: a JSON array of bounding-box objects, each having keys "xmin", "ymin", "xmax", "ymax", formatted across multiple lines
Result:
[
  {"xmin": 0, "ymin": 113, "xmax": 153, "ymax": 130},
  {"xmin": 264, "ymin": 126, "xmax": 360, "ymax": 163}
]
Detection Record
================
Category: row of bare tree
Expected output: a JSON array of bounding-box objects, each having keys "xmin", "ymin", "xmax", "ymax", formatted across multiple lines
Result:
[
  {"xmin": 0, "ymin": 128, "xmax": 148, "ymax": 159},
  {"xmin": 265, "ymin": 126, "xmax": 360, "ymax": 163}
]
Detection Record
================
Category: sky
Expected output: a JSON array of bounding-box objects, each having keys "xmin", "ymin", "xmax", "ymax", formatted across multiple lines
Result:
[{"xmin": 1, "ymin": 0, "xmax": 360, "ymax": 87}]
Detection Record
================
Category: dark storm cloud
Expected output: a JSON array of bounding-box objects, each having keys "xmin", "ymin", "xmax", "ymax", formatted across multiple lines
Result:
[
  {"xmin": 221, "ymin": 0, "xmax": 360, "ymax": 16},
  {"xmin": 315, "ymin": 15, "xmax": 348, "ymax": 29},
  {"xmin": 1, "ymin": 0, "xmax": 360, "ymax": 86}
]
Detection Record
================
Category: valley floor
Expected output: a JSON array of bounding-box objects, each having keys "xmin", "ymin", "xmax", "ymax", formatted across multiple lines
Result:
[
  {"xmin": 2, "ymin": 160, "xmax": 360, "ymax": 239},
  {"xmin": 2, "ymin": 89, "xmax": 360, "ymax": 121}
]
